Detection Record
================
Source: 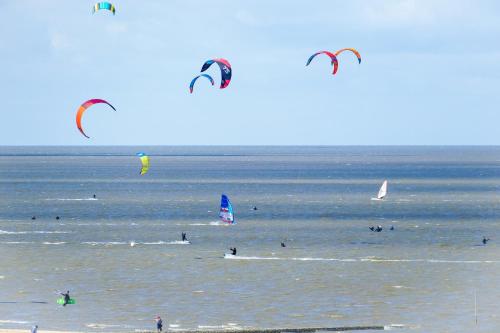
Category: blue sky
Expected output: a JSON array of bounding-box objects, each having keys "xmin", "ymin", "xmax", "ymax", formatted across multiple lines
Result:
[{"xmin": 1, "ymin": 0, "xmax": 499, "ymax": 145}]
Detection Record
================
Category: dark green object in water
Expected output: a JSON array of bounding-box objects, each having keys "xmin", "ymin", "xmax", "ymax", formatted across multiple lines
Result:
[{"xmin": 57, "ymin": 298, "xmax": 75, "ymax": 305}]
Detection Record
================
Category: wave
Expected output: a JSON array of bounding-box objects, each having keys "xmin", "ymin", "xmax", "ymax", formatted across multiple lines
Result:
[
  {"xmin": 197, "ymin": 325, "xmax": 243, "ymax": 330},
  {"xmin": 224, "ymin": 256, "xmax": 500, "ymax": 264},
  {"xmin": 177, "ymin": 221, "xmax": 230, "ymax": 226},
  {"xmin": 0, "ymin": 230, "xmax": 70, "ymax": 235},
  {"xmin": 83, "ymin": 240, "xmax": 190, "ymax": 246},
  {"xmin": 45, "ymin": 198, "xmax": 98, "ymax": 201},
  {"xmin": 0, "ymin": 320, "xmax": 30, "ymax": 325},
  {"xmin": 82, "ymin": 242, "xmax": 128, "ymax": 246},
  {"xmin": 86, "ymin": 323, "xmax": 129, "ymax": 329},
  {"xmin": 142, "ymin": 241, "xmax": 190, "ymax": 245},
  {"xmin": 42, "ymin": 242, "xmax": 66, "ymax": 245},
  {"xmin": 0, "ymin": 241, "xmax": 34, "ymax": 244}
]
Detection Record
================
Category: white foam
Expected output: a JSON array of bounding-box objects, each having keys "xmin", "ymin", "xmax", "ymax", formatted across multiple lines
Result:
[
  {"xmin": 0, "ymin": 230, "xmax": 70, "ymax": 234},
  {"xmin": 86, "ymin": 323, "xmax": 125, "ymax": 329},
  {"xmin": 0, "ymin": 320, "xmax": 30, "ymax": 325},
  {"xmin": 42, "ymin": 242, "xmax": 66, "ymax": 245},
  {"xmin": 177, "ymin": 221, "xmax": 230, "ymax": 226},
  {"xmin": 46, "ymin": 198, "xmax": 98, "ymax": 201},
  {"xmin": 225, "ymin": 256, "xmax": 500, "ymax": 264},
  {"xmin": 0, "ymin": 241, "xmax": 34, "ymax": 244},
  {"xmin": 82, "ymin": 241, "xmax": 127, "ymax": 246}
]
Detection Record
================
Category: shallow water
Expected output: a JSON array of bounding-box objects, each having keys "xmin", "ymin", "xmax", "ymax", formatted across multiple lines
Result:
[{"xmin": 0, "ymin": 146, "xmax": 499, "ymax": 332}]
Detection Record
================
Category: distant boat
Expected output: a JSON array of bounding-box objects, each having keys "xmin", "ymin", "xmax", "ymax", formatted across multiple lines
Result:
[
  {"xmin": 371, "ymin": 180, "xmax": 388, "ymax": 201},
  {"xmin": 219, "ymin": 194, "xmax": 235, "ymax": 224}
]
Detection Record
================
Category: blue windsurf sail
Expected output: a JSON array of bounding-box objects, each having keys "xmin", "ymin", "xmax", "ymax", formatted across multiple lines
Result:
[{"xmin": 219, "ymin": 194, "xmax": 235, "ymax": 224}]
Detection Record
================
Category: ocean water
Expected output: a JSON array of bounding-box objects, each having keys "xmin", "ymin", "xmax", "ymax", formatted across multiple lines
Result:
[{"xmin": 0, "ymin": 146, "xmax": 499, "ymax": 333}]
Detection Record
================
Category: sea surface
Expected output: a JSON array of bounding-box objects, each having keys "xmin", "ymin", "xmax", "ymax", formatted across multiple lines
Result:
[{"xmin": 0, "ymin": 146, "xmax": 499, "ymax": 333}]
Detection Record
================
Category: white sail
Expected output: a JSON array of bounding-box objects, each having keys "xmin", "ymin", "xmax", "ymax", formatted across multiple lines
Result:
[{"xmin": 377, "ymin": 180, "xmax": 388, "ymax": 199}]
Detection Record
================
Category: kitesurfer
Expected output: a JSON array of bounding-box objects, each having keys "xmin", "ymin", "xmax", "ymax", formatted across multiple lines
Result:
[
  {"xmin": 155, "ymin": 316, "xmax": 163, "ymax": 333},
  {"xmin": 281, "ymin": 242, "xmax": 286, "ymax": 247},
  {"xmin": 181, "ymin": 232, "xmax": 187, "ymax": 242},
  {"xmin": 483, "ymin": 237, "xmax": 490, "ymax": 245},
  {"xmin": 60, "ymin": 291, "xmax": 70, "ymax": 306},
  {"xmin": 390, "ymin": 225, "xmax": 394, "ymax": 231},
  {"xmin": 230, "ymin": 247, "xmax": 237, "ymax": 255}
]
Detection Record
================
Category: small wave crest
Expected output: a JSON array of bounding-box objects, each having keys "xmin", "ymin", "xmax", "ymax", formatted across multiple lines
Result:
[
  {"xmin": 46, "ymin": 198, "xmax": 98, "ymax": 201},
  {"xmin": 0, "ymin": 320, "xmax": 30, "ymax": 325},
  {"xmin": 177, "ymin": 221, "xmax": 230, "ymax": 226},
  {"xmin": 0, "ymin": 230, "xmax": 70, "ymax": 235},
  {"xmin": 224, "ymin": 256, "xmax": 500, "ymax": 264}
]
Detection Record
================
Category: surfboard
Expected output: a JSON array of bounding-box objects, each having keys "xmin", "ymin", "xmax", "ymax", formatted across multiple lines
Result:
[{"xmin": 57, "ymin": 298, "xmax": 75, "ymax": 305}]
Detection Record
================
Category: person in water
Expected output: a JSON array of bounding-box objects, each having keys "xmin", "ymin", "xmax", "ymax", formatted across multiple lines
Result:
[
  {"xmin": 60, "ymin": 291, "xmax": 70, "ymax": 306},
  {"xmin": 375, "ymin": 226, "xmax": 383, "ymax": 232},
  {"xmin": 56, "ymin": 216, "xmax": 60, "ymax": 220},
  {"xmin": 483, "ymin": 237, "xmax": 490, "ymax": 245},
  {"xmin": 93, "ymin": 194, "xmax": 96, "ymax": 199},
  {"xmin": 281, "ymin": 242, "xmax": 286, "ymax": 248},
  {"xmin": 369, "ymin": 226, "xmax": 375, "ymax": 231},
  {"xmin": 253, "ymin": 206, "xmax": 258, "ymax": 211},
  {"xmin": 155, "ymin": 316, "xmax": 163, "ymax": 333},
  {"xmin": 229, "ymin": 247, "xmax": 237, "ymax": 255},
  {"xmin": 31, "ymin": 216, "xmax": 36, "ymax": 220},
  {"xmin": 181, "ymin": 232, "xmax": 187, "ymax": 242},
  {"xmin": 390, "ymin": 225, "xmax": 394, "ymax": 230}
]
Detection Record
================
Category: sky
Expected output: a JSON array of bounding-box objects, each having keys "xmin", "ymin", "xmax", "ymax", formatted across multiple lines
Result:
[{"xmin": 0, "ymin": 0, "xmax": 500, "ymax": 145}]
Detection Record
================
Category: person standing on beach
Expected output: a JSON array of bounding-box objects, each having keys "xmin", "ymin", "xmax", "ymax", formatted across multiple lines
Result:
[
  {"xmin": 31, "ymin": 325, "xmax": 38, "ymax": 333},
  {"xmin": 155, "ymin": 316, "xmax": 163, "ymax": 333}
]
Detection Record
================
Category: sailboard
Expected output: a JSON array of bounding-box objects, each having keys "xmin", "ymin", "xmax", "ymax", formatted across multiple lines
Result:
[
  {"xmin": 371, "ymin": 180, "xmax": 388, "ymax": 201},
  {"xmin": 219, "ymin": 194, "xmax": 235, "ymax": 224}
]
